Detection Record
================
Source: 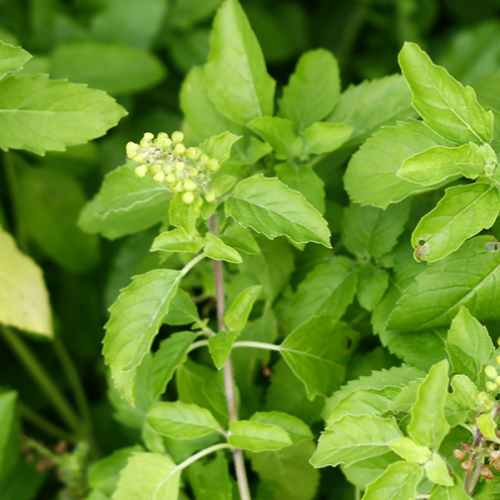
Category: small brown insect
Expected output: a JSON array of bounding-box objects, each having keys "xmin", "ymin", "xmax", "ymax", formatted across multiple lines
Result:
[{"xmin": 262, "ymin": 363, "xmax": 274, "ymax": 377}]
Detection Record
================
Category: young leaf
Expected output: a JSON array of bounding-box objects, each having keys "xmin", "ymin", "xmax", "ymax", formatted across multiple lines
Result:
[
  {"xmin": 446, "ymin": 306, "xmax": 494, "ymax": 384},
  {"xmin": 424, "ymin": 454, "xmax": 454, "ymax": 486},
  {"xmin": 445, "ymin": 374, "xmax": 479, "ymax": 427},
  {"xmin": 204, "ymin": 232, "xmax": 242, "ymax": 263},
  {"xmin": 408, "ymin": 360, "xmax": 450, "ymax": 451},
  {"xmin": 151, "ymin": 228, "xmax": 205, "ymax": 254},
  {"xmin": 398, "ymin": 42, "xmax": 493, "ymax": 145},
  {"xmin": 221, "ymin": 224, "xmax": 259, "ymax": 255},
  {"xmin": 286, "ymin": 257, "xmax": 357, "ymax": 333},
  {"xmin": 208, "ymin": 331, "xmax": 240, "ymax": 370},
  {"xmin": 310, "ymin": 414, "xmax": 403, "ymax": 468},
  {"xmin": 361, "ymin": 461, "xmax": 423, "ymax": 500},
  {"xmin": 0, "ymin": 74, "xmax": 126, "ymax": 154},
  {"xmin": 147, "ymin": 401, "xmax": 221, "ymax": 439},
  {"xmin": 388, "ymin": 437, "xmax": 432, "ymax": 464},
  {"xmin": 112, "ymin": 452, "xmax": 180, "ymax": 500},
  {"xmin": 188, "ymin": 452, "xmax": 233, "ymax": 500},
  {"xmin": 228, "ymin": 420, "xmax": 292, "ymax": 452},
  {"xmin": 225, "ymin": 285, "xmax": 262, "ymax": 331},
  {"xmin": 0, "ymin": 42, "xmax": 31, "ymax": 79},
  {"xmin": 411, "ymin": 182, "xmax": 500, "ymax": 262},
  {"xmin": 248, "ymin": 116, "xmax": 296, "ymax": 160},
  {"xmin": 388, "ymin": 237, "xmax": 500, "ymax": 330},
  {"xmin": 250, "ymin": 411, "xmax": 312, "ymax": 445},
  {"xmin": 300, "ymin": 122, "xmax": 352, "ymax": 158},
  {"xmin": 344, "ymin": 120, "xmax": 452, "ymax": 209},
  {"xmin": 357, "ymin": 264, "xmax": 389, "ymax": 311},
  {"xmin": 279, "ymin": 48, "xmax": 340, "ymax": 131},
  {"xmin": 212, "ymin": 175, "xmax": 236, "ymax": 198},
  {"xmin": 204, "ymin": 0, "xmax": 275, "ymax": 124},
  {"xmin": 199, "ymin": 131, "xmax": 241, "ymax": 163},
  {"xmin": 281, "ymin": 317, "xmax": 358, "ymax": 399},
  {"xmin": 428, "ymin": 480, "xmax": 471, "ymax": 500},
  {"xmin": 341, "ymin": 453, "xmax": 401, "ymax": 491},
  {"xmin": 170, "ymin": 194, "xmax": 202, "ymax": 238},
  {"xmin": 0, "ymin": 228, "xmax": 52, "ymax": 337},
  {"xmin": 477, "ymin": 413, "xmax": 497, "ymax": 439},
  {"xmin": 226, "ymin": 175, "xmax": 331, "ymax": 247},
  {"xmin": 398, "ymin": 143, "xmax": 496, "ymax": 185},
  {"xmin": 164, "ymin": 291, "xmax": 200, "ymax": 326}
]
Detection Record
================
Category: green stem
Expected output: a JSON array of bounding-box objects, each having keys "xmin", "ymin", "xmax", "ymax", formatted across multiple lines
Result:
[
  {"xmin": 233, "ymin": 341, "xmax": 281, "ymax": 352},
  {"xmin": 0, "ymin": 326, "xmax": 80, "ymax": 433}
]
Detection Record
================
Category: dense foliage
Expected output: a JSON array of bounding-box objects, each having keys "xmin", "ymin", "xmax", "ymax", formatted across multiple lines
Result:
[{"xmin": 4, "ymin": 1, "xmax": 500, "ymax": 499}]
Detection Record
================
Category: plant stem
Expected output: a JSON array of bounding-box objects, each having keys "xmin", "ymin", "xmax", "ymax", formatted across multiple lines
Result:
[
  {"xmin": 0, "ymin": 325, "xmax": 80, "ymax": 433},
  {"xmin": 188, "ymin": 340, "xmax": 282, "ymax": 354},
  {"xmin": 209, "ymin": 215, "xmax": 252, "ymax": 500}
]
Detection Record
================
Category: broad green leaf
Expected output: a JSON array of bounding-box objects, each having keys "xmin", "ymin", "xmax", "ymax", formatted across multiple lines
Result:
[
  {"xmin": 147, "ymin": 401, "xmax": 221, "ymax": 439},
  {"xmin": 212, "ymin": 176, "xmax": 236, "ymax": 197},
  {"xmin": 275, "ymin": 163, "xmax": 325, "ymax": 214},
  {"xmin": 389, "ymin": 437, "xmax": 431, "ymax": 463},
  {"xmin": 445, "ymin": 374, "xmax": 479, "ymax": 427},
  {"xmin": 446, "ymin": 306, "xmax": 494, "ymax": 384},
  {"xmin": 248, "ymin": 116, "xmax": 296, "ymax": 160},
  {"xmin": 286, "ymin": 257, "xmax": 357, "ymax": 333},
  {"xmin": 424, "ymin": 454, "xmax": 454, "ymax": 486},
  {"xmin": 0, "ymin": 392, "xmax": 19, "ymax": 486},
  {"xmin": 221, "ymin": 224, "xmax": 259, "ymax": 255},
  {"xmin": 344, "ymin": 120, "xmax": 452, "ymax": 209},
  {"xmin": 428, "ymin": 480, "xmax": 471, "ymax": 500},
  {"xmin": 226, "ymin": 175, "xmax": 331, "ymax": 247},
  {"xmin": 0, "ymin": 228, "xmax": 52, "ymax": 337},
  {"xmin": 342, "ymin": 201, "xmax": 410, "ymax": 259},
  {"xmin": 204, "ymin": 232, "xmax": 242, "ymax": 263},
  {"xmin": 408, "ymin": 360, "xmax": 450, "ymax": 451},
  {"xmin": 151, "ymin": 228, "xmax": 205, "ymax": 254},
  {"xmin": 398, "ymin": 143, "xmax": 496, "ymax": 185},
  {"xmin": 188, "ymin": 452, "xmax": 232, "ymax": 500},
  {"xmin": 250, "ymin": 411, "xmax": 312, "ymax": 445},
  {"xmin": 474, "ymin": 69, "xmax": 500, "ymax": 114},
  {"xmin": 168, "ymin": 0, "xmax": 223, "ymax": 29},
  {"xmin": 300, "ymin": 122, "xmax": 352, "ymax": 158},
  {"xmin": 163, "ymin": 291, "xmax": 200, "ymax": 326},
  {"xmin": 103, "ymin": 270, "xmax": 182, "ymax": 400},
  {"xmin": 170, "ymin": 194, "xmax": 202, "ymax": 238},
  {"xmin": 208, "ymin": 331, "xmax": 240, "ymax": 369},
  {"xmin": 229, "ymin": 420, "xmax": 292, "ymax": 451},
  {"xmin": 112, "ymin": 452, "xmax": 180, "ymax": 500},
  {"xmin": 148, "ymin": 332, "xmax": 198, "ymax": 401},
  {"xmin": 361, "ymin": 461, "xmax": 423, "ymax": 500},
  {"xmin": 199, "ymin": 132, "xmax": 241, "ymax": 163},
  {"xmin": 50, "ymin": 42, "xmax": 166, "ymax": 95},
  {"xmin": 411, "ymin": 182, "xmax": 500, "ymax": 262},
  {"xmin": 310, "ymin": 414, "xmax": 403, "ymax": 468},
  {"xmin": 281, "ymin": 317, "xmax": 358, "ymax": 399},
  {"xmin": 357, "ymin": 264, "xmax": 389, "ymax": 312},
  {"xmin": 225, "ymin": 285, "xmax": 262, "ymax": 331},
  {"xmin": 79, "ymin": 164, "xmax": 172, "ymax": 240},
  {"xmin": 388, "ymin": 380, "xmax": 423, "ymax": 415},
  {"xmin": 0, "ymin": 74, "xmax": 126, "ymax": 154},
  {"xmin": 477, "ymin": 413, "xmax": 497, "ymax": 439},
  {"xmin": 279, "ymin": 48, "xmax": 340, "ymax": 131},
  {"xmin": 341, "ymin": 453, "xmax": 401, "ymax": 491},
  {"xmin": 0, "ymin": 42, "xmax": 31, "ymax": 79},
  {"xmin": 250, "ymin": 441, "xmax": 320, "ymax": 500},
  {"xmin": 388, "ymin": 237, "xmax": 500, "ymax": 330},
  {"xmin": 204, "ymin": 0, "xmax": 275, "ymax": 124},
  {"xmin": 399, "ymin": 42, "xmax": 493, "ymax": 144}
]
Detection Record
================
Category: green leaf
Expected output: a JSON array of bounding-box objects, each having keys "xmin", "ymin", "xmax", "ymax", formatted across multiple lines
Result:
[
  {"xmin": 477, "ymin": 413, "xmax": 498, "ymax": 440},
  {"xmin": 204, "ymin": 0, "xmax": 275, "ymax": 124},
  {"xmin": 147, "ymin": 401, "xmax": 221, "ymax": 439},
  {"xmin": 79, "ymin": 164, "xmax": 172, "ymax": 240},
  {"xmin": 424, "ymin": 454, "xmax": 454, "ymax": 486},
  {"xmin": 0, "ymin": 74, "xmax": 126, "ymax": 154},
  {"xmin": 279, "ymin": 49, "xmax": 340, "ymax": 131},
  {"xmin": 0, "ymin": 228, "xmax": 52, "ymax": 337},
  {"xmin": 188, "ymin": 452, "xmax": 232, "ymax": 500},
  {"xmin": 341, "ymin": 453, "xmax": 401, "ymax": 491},
  {"xmin": 446, "ymin": 306, "xmax": 494, "ymax": 384},
  {"xmin": 0, "ymin": 42, "xmax": 31, "ymax": 79},
  {"xmin": 208, "ymin": 331, "xmax": 241, "ymax": 370},
  {"xmin": 300, "ymin": 122, "xmax": 352, "ymax": 158},
  {"xmin": 388, "ymin": 237, "xmax": 500, "ymax": 331},
  {"xmin": 225, "ymin": 285, "xmax": 262, "ymax": 331},
  {"xmin": 151, "ymin": 228, "xmax": 205, "ymax": 254},
  {"xmin": 275, "ymin": 163, "xmax": 325, "ymax": 214},
  {"xmin": 411, "ymin": 182, "xmax": 500, "ymax": 262},
  {"xmin": 398, "ymin": 143, "xmax": 496, "ymax": 186},
  {"xmin": 408, "ymin": 360, "xmax": 450, "ymax": 451},
  {"xmin": 344, "ymin": 120, "xmax": 453, "ymax": 209},
  {"xmin": 50, "ymin": 42, "xmax": 166, "ymax": 96},
  {"xmin": 281, "ymin": 317, "xmax": 358, "ymax": 399},
  {"xmin": 204, "ymin": 232, "xmax": 242, "ymax": 263},
  {"xmin": 250, "ymin": 441, "xmax": 320, "ymax": 500},
  {"xmin": 103, "ymin": 270, "xmax": 182, "ymax": 402},
  {"xmin": 170, "ymin": 194, "xmax": 202, "ymax": 238},
  {"xmin": 199, "ymin": 132, "xmax": 241, "ymax": 163},
  {"xmin": 221, "ymin": 224, "xmax": 259, "ymax": 254},
  {"xmin": 398, "ymin": 42, "xmax": 493, "ymax": 144},
  {"xmin": 357, "ymin": 264, "xmax": 389, "ymax": 312},
  {"xmin": 228, "ymin": 420, "xmax": 292, "ymax": 451},
  {"xmin": 164, "ymin": 291, "xmax": 200, "ymax": 326},
  {"xmin": 0, "ymin": 392, "xmax": 19, "ymax": 486},
  {"xmin": 445, "ymin": 374, "xmax": 479, "ymax": 427},
  {"xmin": 286, "ymin": 257, "xmax": 357, "ymax": 333},
  {"xmin": 226, "ymin": 175, "xmax": 331, "ymax": 247},
  {"xmin": 428, "ymin": 479, "xmax": 471, "ymax": 500},
  {"xmin": 112, "ymin": 452, "xmax": 180, "ymax": 500},
  {"xmin": 248, "ymin": 116, "xmax": 296, "ymax": 160},
  {"xmin": 250, "ymin": 411, "xmax": 312, "ymax": 445},
  {"xmin": 361, "ymin": 461, "xmax": 423, "ymax": 500},
  {"xmin": 389, "ymin": 437, "xmax": 432, "ymax": 463},
  {"xmin": 310, "ymin": 414, "xmax": 403, "ymax": 468},
  {"xmin": 342, "ymin": 201, "xmax": 410, "ymax": 259}
]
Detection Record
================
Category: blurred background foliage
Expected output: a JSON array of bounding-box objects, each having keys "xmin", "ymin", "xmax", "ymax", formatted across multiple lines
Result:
[{"xmin": 2, "ymin": 0, "xmax": 500, "ymax": 498}]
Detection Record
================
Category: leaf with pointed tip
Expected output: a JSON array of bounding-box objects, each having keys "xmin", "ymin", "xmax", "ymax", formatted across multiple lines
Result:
[
  {"xmin": 248, "ymin": 116, "xmax": 296, "ymax": 160},
  {"xmin": 151, "ymin": 228, "xmax": 205, "ymax": 254},
  {"xmin": 225, "ymin": 285, "xmax": 261, "ymax": 331},
  {"xmin": 208, "ymin": 331, "xmax": 240, "ymax": 370},
  {"xmin": 163, "ymin": 291, "xmax": 200, "ymax": 326},
  {"xmin": 220, "ymin": 224, "xmax": 259, "ymax": 255},
  {"xmin": 228, "ymin": 420, "xmax": 292, "ymax": 452},
  {"xmin": 389, "ymin": 437, "xmax": 431, "ymax": 464},
  {"xmin": 300, "ymin": 122, "xmax": 352, "ymax": 158},
  {"xmin": 357, "ymin": 264, "xmax": 389, "ymax": 312},
  {"xmin": 199, "ymin": 132, "xmax": 241, "ymax": 163},
  {"xmin": 445, "ymin": 374, "xmax": 480, "ymax": 427},
  {"xmin": 425, "ymin": 454, "xmax": 454, "ymax": 486},
  {"xmin": 428, "ymin": 480, "xmax": 471, "ymax": 500},
  {"xmin": 250, "ymin": 411, "xmax": 312, "ymax": 445},
  {"xmin": 0, "ymin": 42, "xmax": 31, "ymax": 79},
  {"xmin": 477, "ymin": 413, "xmax": 497, "ymax": 440},
  {"xmin": 204, "ymin": 232, "xmax": 242, "ymax": 263},
  {"xmin": 188, "ymin": 452, "xmax": 232, "ymax": 500}
]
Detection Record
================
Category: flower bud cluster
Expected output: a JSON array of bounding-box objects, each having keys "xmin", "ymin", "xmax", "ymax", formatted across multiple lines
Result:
[
  {"xmin": 126, "ymin": 131, "xmax": 220, "ymax": 205},
  {"xmin": 484, "ymin": 356, "xmax": 500, "ymax": 392}
]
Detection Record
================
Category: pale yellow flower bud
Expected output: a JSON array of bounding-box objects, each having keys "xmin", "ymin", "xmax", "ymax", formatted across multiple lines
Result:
[
  {"xmin": 174, "ymin": 143, "xmax": 186, "ymax": 155},
  {"xmin": 182, "ymin": 191, "xmax": 194, "ymax": 204},
  {"xmin": 185, "ymin": 147, "xmax": 200, "ymax": 159},
  {"xmin": 166, "ymin": 172, "xmax": 176, "ymax": 183},
  {"xmin": 135, "ymin": 165, "xmax": 148, "ymax": 177},
  {"xmin": 486, "ymin": 381, "xmax": 498, "ymax": 392},
  {"xmin": 199, "ymin": 154, "xmax": 209, "ymax": 165},
  {"xmin": 153, "ymin": 171, "xmax": 165, "ymax": 183},
  {"xmin": 184, "ymin": 178, "xmax": 196, "ymax": 191},
  {"xmin": 172, "ymin": 131, "xmax": 184, "ymax": 144},
  {"xmin": 485, "ymin": 365, "xmax": 498, "ymax": 379},
  {"xmin": 207, "ymin": 158, "xmax": 220, "ymax": 171},
  {"xmin": 205, "ymin": 190, "xmax": 215, "ymax": 202},
  {"xmin": 175, "ymin": 162, "xmax": 185, "ymax": 172}
]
